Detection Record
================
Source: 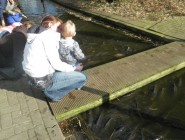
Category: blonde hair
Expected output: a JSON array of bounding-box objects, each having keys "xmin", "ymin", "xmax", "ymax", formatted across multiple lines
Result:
[{"xmin": 61, "ymin": 20, "xmax": 76, "ymax": 38}]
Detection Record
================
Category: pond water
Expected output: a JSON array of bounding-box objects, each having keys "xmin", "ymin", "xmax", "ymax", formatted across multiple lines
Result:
[
  {"xmin": 18, "ymin": 0, "xmax": 163, "ymax": 69},
  {"xmin": 18, "ymin": 0, "xmax": 185, "ymax": 139}
]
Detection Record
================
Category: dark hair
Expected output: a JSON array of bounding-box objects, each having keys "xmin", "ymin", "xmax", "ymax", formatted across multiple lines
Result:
[
  {"xmin": 22, "ymin": 20, "xmax": 34, "ymax": 30},
  {"xmin": 41, "ymin": 15, "xmax": 57, "ymax": 28}
]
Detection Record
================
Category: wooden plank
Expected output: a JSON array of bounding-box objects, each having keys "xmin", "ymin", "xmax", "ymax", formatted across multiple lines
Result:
[
  {"xmin": 49, "ymin": 41, "xmax": 185, "ymax": 122},
  {"xmin": 149, "ymin": 17, "xmax": 185, "ymax": 40}
]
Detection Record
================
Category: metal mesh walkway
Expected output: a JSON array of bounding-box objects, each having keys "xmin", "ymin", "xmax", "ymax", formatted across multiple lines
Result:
[{"xmin": 49, "ymin": 41, "xmax": 185, "ymax": 122}]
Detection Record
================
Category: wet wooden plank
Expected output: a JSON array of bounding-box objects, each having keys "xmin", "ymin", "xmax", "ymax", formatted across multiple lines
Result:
[
  {"xmin": 149, "ymin": 17, "xmax": 185, "ymax": 40},
  {"xmin": 49, "ymin": 41, "xmax": 185, "ymax": 122}
]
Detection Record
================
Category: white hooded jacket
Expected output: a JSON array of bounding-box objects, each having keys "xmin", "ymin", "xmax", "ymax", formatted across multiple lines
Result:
[{"xmin": 22, "ymin": 28, "xmax": 75, "ymax": 78}]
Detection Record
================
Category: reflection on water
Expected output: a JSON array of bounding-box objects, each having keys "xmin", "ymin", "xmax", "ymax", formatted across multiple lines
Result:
[
  {"xmin": 18, "ymin": 0, "xmax": 66, "ymax": 16},
  {"xmin": 59, "ymin": 14, "xmax": 164, "ymax": 69},
  {"xmin": 60, "ymin": 68, "xmax": 185, "ymax": 140},
  {"xmin": 18, "ymin": 0, "xmax": 164, "ymax": 70}
]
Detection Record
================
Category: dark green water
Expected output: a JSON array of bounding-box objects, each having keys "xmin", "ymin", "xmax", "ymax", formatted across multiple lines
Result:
[
  {"xmin": 18, "ymin": 0, "xmax": 185, "ymax": 139},
  {"xmin": 18, "ymin": 0, "xmax": 163, "ymax": 69}
]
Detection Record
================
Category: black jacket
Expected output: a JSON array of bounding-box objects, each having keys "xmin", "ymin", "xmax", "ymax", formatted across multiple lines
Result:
[{"xmin": 0, "ymin": 25, "xmax": 27, "ymax": 78}]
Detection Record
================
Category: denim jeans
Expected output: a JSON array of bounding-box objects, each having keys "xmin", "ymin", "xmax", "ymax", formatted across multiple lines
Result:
[{"xmin": 43, "ymin": 71, "xmax": 88, "ymax": 101}]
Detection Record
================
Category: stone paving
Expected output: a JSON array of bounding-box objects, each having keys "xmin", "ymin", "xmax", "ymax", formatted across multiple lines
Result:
[
  {"xmin": 0, "ymin": 77, "xmax": 65, "ymax": 140},
  {"xmin": 1, "ymin": 1, "xmax": 185, "ymax": 140}
]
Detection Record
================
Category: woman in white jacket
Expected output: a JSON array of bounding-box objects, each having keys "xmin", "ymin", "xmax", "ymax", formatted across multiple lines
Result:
[{"xmin": 22, "ymin": 15, "xmax": 87, "ymax": 102}]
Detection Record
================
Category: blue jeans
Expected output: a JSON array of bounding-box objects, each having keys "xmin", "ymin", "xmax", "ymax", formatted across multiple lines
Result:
[{"xmin": 43, "ymin": 71, "xmax": 88, "ymax": 101}]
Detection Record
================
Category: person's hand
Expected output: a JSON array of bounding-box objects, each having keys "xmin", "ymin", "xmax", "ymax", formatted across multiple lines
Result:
[
  {"xmin": 22, "ymin": 15, "xmax": 27, "ymax": 18},
  {"xmin": 75, "ymin": 63, "xmax": 83, "ymax": 71},
  {"xmin": 21, "ymin": 13, "xmax": 27, "ymax": 18},
  {"xmin": 1, "ymin": 20, "xmax": 6, "ymax": 26}
]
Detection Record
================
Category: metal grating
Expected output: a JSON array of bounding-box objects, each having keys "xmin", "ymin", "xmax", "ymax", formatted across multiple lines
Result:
[{"xmin": 49, "ymin": 42, "xmax": 185, "ymax": 122}]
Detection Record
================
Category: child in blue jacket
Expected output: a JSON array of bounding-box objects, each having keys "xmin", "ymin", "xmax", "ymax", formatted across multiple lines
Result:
[{"xmin": 5, "ymin": 7, "xmax": 27, "ymax": 25}]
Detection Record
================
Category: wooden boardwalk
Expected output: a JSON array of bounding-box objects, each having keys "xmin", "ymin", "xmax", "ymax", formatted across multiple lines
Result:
[{"xmin": 48, "ymin": 41, "xmax": 185, "ymax": 122}]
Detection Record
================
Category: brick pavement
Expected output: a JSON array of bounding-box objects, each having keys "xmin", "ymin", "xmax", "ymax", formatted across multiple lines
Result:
[{"xmin": 0, "ymin": 77, "xmax": 65, "ymax": 140}]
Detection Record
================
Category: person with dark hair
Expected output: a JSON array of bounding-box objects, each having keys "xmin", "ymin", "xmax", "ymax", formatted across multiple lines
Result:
[
  {"xmin": 0, "ymin": 21, "xmax": 33, "ymax": 80},
  {"xmin": 22, "ymin": 15, "xmax": 88, "ymax": 102}
]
